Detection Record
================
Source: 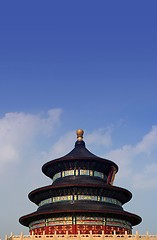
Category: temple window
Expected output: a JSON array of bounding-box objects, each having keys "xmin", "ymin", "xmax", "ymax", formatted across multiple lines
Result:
[
  {"xmin": 52, "ymin": 169, "xmax": 105, "ymax": 182},
  {"xmin": 39, "ymin": 195, "xmax": 122, "ymax": 206}
]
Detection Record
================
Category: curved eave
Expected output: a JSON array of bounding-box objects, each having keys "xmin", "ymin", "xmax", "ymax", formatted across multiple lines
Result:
[
  {"xmin": 42, "ymin": 158, "xmax": 118, "ymax": 179},
  {"xmin": 28, "ymin": 183, "xmax": 132, "ymax": 205},
  {"xmin": 19, "ymin": 209, "xmax": 142, "ymax": 227},
  {"xmin": 42, "ymin": 142, "xmax": 118, "ymax": 178}
]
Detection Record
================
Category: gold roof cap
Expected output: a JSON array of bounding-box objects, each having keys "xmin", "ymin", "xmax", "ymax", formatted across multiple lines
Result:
[{"xmin": 76, "ymin": 129, "xmax": 84, "ymax": 141}]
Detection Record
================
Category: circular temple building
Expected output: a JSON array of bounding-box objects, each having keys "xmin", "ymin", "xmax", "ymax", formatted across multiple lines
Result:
[{"xmin": 19, "ymin": 129, "xmax": 142, "ymax": 235}]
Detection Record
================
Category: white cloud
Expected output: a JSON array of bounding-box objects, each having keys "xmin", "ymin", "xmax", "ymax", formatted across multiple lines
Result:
[
  {"xmin": 106, "ymin": 125, "xmax": 157, "ymax": 190},
  {"xmin": 133, "ymin": 163, "xmax": 157, "ymax": 189},
  {"xmin": 134, "ymin": 125, "xmax": 157, "ymax": 154},
  {"xmin": 106, "ymin": 145, "xmax": 133, "ymax": 180},
  {"xmin": 0, "ymin": 108, "xmax": 62, "ymax": 173},
  {"xmin": 86, "ymin": 128, "xmax": 112, "ymax": 147},
  {"xmin": 47, "ymin": 130, "xmax": 76, "ymax": 159}
]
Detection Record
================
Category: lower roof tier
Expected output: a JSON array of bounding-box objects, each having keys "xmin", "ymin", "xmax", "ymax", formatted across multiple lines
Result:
[{"xmin": 19, "ymin": 207, "xmax": 141, "ymax": 227}]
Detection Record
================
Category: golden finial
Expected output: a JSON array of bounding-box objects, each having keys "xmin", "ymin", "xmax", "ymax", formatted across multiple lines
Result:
[{"xmin": 76, "ymin": 129, "xmax": 84, "ymax": 141}]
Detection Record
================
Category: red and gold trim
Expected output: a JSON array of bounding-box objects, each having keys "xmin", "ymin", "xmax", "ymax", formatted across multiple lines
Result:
[{"xmin": 30, "ymin": 224, "xmax": 131, "ymax": 235}]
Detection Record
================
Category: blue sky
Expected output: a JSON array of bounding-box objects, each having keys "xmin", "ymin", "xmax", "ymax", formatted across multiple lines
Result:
[{"xmin": 0, "ymin": 1, "xmax": 157, "ymax": 238}]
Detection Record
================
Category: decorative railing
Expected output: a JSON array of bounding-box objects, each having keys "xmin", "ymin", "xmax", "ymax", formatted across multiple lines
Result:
[{"xmin": 5, "ymin": 231, "xmax": 157, "ymax": 240}]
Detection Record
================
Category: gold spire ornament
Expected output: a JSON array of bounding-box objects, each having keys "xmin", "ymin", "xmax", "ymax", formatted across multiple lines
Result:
[{"xmin": 76, "ymin": 129, "xmax": 84, "ymax": 141}]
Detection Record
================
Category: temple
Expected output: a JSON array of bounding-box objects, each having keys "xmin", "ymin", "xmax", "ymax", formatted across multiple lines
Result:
[{"xmin": 19, "ymin": 129, "xmax": 142, "ymax": 235}]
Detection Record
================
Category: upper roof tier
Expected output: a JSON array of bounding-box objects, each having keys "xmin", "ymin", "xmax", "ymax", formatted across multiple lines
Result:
[{"xmin": 42, "ymin": 129, "xmax": 118, "ymax": 182}]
